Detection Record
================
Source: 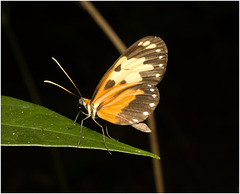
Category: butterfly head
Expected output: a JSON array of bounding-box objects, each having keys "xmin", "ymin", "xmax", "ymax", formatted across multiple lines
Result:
[
  {"xmin": 79, "ymin": 97, "xmax": 87, "ymax": 107},
  {"xmin": 79, "ymin": 97, "xmax": 96, "ymax": 118}
]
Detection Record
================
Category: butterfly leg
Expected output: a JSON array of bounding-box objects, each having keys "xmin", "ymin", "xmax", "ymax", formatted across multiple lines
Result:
[
  {"xmin": 80, "ymin": 110, "xmax": 88, "ymax": 116},
  {"xmin": 105, "ymin": 126, "xmax": 117, "ymax": 141},
  {"xmin": 92, "ymin": 118, "xmax": 112, "ymax": 155},
  {"xmin": 78, "ymin": 115, "xmax": 91, "ymax": 146},
  {"xmin": 68, "ymin": 110, "xmax": 81, "ymax": 129}
]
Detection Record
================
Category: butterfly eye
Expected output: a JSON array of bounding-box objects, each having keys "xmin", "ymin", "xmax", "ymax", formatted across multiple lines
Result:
[{"xmin": 79, "ymin": 98, "xmax": 84, "ymax": 106}]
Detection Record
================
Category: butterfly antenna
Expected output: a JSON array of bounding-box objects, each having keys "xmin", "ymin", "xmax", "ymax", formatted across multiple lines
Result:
[
  {"xmin": 44, "ymin": 80, "xmax": 78, "ymax": 97},
  {"xmin": 51, "ymin": 57, "xmax": 82, "ymax": 97}
]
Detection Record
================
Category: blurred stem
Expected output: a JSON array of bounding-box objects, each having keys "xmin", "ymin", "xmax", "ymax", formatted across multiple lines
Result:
[
  {"xmin": 147, "ymin": 114, "xmax": 165, "ymax": 192},
  {"xmin": 79, "ymin": 1, "xmax": 165, "ymax": 192},
  {"xmin": 79, "ymin": 1, "xmax": 126, "ymax": 53},
  {"xmin": 2, "ymin": 3, "xmax": 42, "ymax": 105}
]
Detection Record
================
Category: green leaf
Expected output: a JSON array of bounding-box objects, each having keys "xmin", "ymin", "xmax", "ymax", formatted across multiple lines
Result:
[{"xmin": 1, "ymin": 95, "xmax": 160, "ymax": 159}]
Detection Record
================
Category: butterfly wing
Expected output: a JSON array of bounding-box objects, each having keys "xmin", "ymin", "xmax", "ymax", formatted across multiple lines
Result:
[{"xmin": 91, "ymin": 36, "xmax": 168, "ymax": 131}]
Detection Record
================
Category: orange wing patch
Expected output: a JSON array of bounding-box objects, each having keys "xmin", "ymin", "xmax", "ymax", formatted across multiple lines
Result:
[
  {"xmin": 92, "ymin": 81, "xmax": 139, "ymax": 110},
  {"xmin": 97, "ymin": 87, "xmax": 145, "ymax": 124}
]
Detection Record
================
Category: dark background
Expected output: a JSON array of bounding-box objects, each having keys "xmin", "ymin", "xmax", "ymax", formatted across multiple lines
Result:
[{"xmin": 2, "ymin": 1, "xmax": 238, "ymax": 193}]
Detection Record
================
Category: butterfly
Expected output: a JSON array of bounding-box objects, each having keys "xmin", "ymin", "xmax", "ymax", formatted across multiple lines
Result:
[{"xmin": 44, "ymin": 36, "xmax": 168, "ymax": 154}]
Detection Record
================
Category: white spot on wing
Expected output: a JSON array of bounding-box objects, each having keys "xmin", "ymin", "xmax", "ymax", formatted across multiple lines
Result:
[
  {"xmin": 156, "ymin": 73, "xmax": 161, "ymax": 77},
  {"xmin": 149, "ymin": 103, "xmax": 155, "ymax": 107},
  {"xmin": 143, "ymin": 41, "xmax": 150, "ymax": 46},
  {"xmin": 143, "ymin": 112, "xmax": 149, "ymax": 116},
  {"xmin": 133, "ymin": 119, "xmax": 138, "ymax": 122},
  {"xmin": 138, "ymin": 41, "xmax": 143, "ymax": 46},
  {"xmin": 159, "ymin": 64, "xmax": 163, "ymax": 67},
  {"xmin": 147, "ymin": 84, "xmax": 152, "ymax": 87},
  {"xmin": 159, "ymin": 56, "xmax": 163, "ymax": 59},
  {"xmin": 152, "ymin": 94, "xmax": 157, "ymax": 98},
  {"xmin": 129, "ymin": 121, "xmax": 133, "ymax": 124},
  {"xmin": 150, "ymin": 88, "xmax": 155, "ymax": 92},
  {"xmin": 156, "ymin": 49, "xmax": 161, "ymax": 52},
  {"xmin": 146, "ymin": 44, "xmax": 157, "ymax": 49}
]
